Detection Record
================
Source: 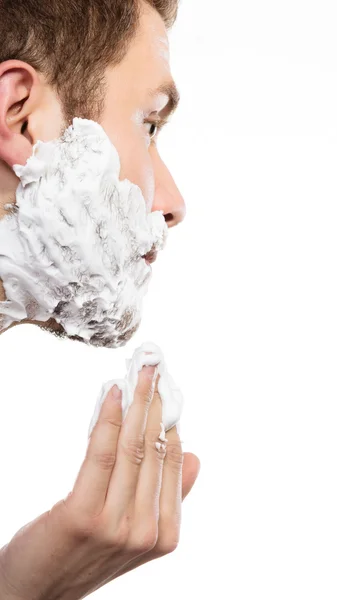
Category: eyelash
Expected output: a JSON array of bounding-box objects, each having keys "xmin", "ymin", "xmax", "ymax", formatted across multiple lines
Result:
[{"xmin": 145, "ymin": 117, "xmax": 170, "ymax": 142}]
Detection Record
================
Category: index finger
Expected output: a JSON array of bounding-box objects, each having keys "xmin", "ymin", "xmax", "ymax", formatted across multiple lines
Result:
[{"xmin": 70, "ymin": 384, "xmax": 123, "ymax": 519}]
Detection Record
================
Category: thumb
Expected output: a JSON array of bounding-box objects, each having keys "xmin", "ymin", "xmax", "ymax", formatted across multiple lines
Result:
[{"xmin": 182, "ymin": 452, "xmax": 201, "ymax": 501}]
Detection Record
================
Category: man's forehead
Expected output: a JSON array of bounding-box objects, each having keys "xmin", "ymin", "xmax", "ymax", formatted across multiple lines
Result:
[
  {"xmin": 143, "ymin": 23, "xmax": 177, "ymax": 113},
  {"xmin": 105, "ymin": 6, "xmax": 178, "ymax": 113},
  {"xmin": 133, "ymin": 26, "xmax": 178, "ymax": 115}
]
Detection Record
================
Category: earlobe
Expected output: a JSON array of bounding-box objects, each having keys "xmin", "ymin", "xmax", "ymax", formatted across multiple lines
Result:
[{"xmin": 0, "ymin": 60, "xmax": 39, "ymax": 168}]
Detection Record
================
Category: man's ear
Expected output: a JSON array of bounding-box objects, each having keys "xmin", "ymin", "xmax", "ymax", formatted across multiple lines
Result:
[{"xmin": 0, "ymin": 60, "xmax": 42, "ymax": 169}]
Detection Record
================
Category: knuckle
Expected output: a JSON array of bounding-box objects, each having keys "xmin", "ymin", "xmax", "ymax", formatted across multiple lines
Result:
[
  {"xmin": 157, "ymin": 537, "xmax": 179, "ymax": 555},
  {"xmin": 121, "ymin": 436, "xmax": 145, "ymax": 465},
  {"xmin": 114, "ymin": 515, "xmax": 132, "ymax": 548},
  {"xmin": 155, "ymin": 523, "xmax": 180, "ymax": 556},
  {"xmin": 146, "ymin": 439, "xmax": 166, "ymax": 461},
  {"xmin": 95, "ymin": 513, "xmax": 131, "ymax": 549},
  {"xmin": 74, "ymin": 518, "xmax": 97, "ymax": 540},
  {"xmin": 132, "ymin": 523, "xmax": 158, "ymax": 554},
  {"xmin": 90, "ymin": 415, "xmax": 122, "ymax": 439},
  {"xmin": 55, "ymin": 497, "xmax": 129, "ymax": 548},
  {"xmin": 63, "ymin": 505, "xmax": 130, "ymax": 550},
  {"xmin": 166, "ymin": 441, "xmax": 184, "ymax": 471},
  {"xmin": 55, "ymin": 497, "xmax": 102, "ymax": 542},
  {"xmin": 101, "ymin": 415, "xmax": 123, "ymax": 429},
  {"xmin": 61, "ymin": 503, "xmax": 97, "ymax": 540},
  {"xmin": 92, "ymin": 450, "xmax": 117, "ymax": 471},
  {"xmin": 144, "ymin": 428, "xmax": 157, "ymax": 442}
]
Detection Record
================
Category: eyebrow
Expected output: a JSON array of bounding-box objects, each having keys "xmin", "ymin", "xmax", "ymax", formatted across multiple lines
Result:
[{"xmin": 147, "ymin": 80, "xmax": 181, "ymax": 117}]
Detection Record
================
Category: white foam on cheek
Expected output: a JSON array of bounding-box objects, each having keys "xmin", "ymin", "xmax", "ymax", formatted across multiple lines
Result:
[
  {"xmin": 88, "ymin": 341, "xmax": 183, "ymax": 436},
  {"xmin": 0, "ymin": 118, "xmax": 168, "ymax": 347}
]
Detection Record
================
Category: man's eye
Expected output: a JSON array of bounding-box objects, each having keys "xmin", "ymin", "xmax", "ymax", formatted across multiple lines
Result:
[
  {"xmin": 144, "ymin": 117, "xmax": 169, "ymax": 142},
  {"xmin": 144, "ymin": 121, "xmax": 159, "ymax": 139}
]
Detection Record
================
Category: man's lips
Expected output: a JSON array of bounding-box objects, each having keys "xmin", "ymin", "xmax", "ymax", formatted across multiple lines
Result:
[{"xmin": 142, "ymin": 248, "xmax": 158, "ymax": 265}]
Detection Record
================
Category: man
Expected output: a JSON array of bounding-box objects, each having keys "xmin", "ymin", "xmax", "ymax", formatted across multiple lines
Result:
[
  {"xmin": 0, "ymin": 0, "xmax": 185, "ymax": 343},
  {"xmin": 0, "ymin": 1, "xmax": 200, "ymax": 597}
]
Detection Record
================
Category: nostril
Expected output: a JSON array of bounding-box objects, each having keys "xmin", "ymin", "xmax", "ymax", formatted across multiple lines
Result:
[
  {"xmin": 21, "ymin": 121, "xmax": 28, "ymax": 134},
  {"xmin": 164, "ymin": 213, "xmax": 174, "ymax": 223}
]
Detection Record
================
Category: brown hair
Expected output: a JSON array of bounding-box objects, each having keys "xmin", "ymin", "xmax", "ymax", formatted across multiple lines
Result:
[{"xmin": 0, "ymin": 0, "xmax": 179, "ymax": 124}]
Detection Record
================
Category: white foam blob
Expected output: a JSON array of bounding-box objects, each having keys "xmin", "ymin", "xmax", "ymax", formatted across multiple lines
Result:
[
  {"xmin": 88, "ymin": 341, "xmax": 183, "ymax": 436},
  {"xmin": 0, "ymin": 118, "xmax": 168, "ymax": 347}
]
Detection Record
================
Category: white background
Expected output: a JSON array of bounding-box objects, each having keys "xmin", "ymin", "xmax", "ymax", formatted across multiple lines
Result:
[{"xmin": 1, "ymin": 0, "xmax": 337, "ymax": 598}]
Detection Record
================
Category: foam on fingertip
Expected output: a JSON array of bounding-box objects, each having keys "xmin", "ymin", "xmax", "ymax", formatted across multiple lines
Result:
[{"xmin": 88, "ymin": 342, "xmax": 183, "ymax": 439}]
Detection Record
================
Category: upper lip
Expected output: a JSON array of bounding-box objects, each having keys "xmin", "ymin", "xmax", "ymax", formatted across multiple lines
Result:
[{"xmin": 142, "ymin": 247, "xmax": 158, "ymax": 264}]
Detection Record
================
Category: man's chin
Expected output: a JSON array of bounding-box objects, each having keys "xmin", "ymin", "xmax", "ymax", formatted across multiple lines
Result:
[{"xmin": 19, "ymin": 316, "xmax": 140, "ymax": 348}]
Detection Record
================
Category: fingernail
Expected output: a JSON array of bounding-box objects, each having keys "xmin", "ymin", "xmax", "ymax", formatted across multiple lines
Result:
[
  {"xmin": 142, "ymin": 365, "xmax": 157, "ymax": 378},
  {"xmin": 143, "ymin": 365, "xmax": 156, "ymax": 373},
  {"xmin": 109, "ymin": 384, "xmax": 122, "ymax": 404}
]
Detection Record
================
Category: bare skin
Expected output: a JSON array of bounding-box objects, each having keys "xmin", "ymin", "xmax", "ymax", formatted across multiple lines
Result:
[
  {"xmin": 0, "ymin": 366, "xmax": 200, "ymax": 599},
  {"xmin": 0, "ymin": 3, "xmax": 200, "ymax": 596},
  {"xmin": 0, "ymin": 1, "xmax": 186, "ymax": 326}
]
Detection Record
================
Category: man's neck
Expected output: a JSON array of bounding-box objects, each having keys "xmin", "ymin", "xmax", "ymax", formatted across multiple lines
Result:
[
  {"xmin": 0, "ymin": 280, "xmax": 8, "ymax": 334},
  {"xmin": 0, "ymin": 279, "xmax": 5, "ymax": 302},
  {"xmin": 0, "ymin": 279, "xmax": 19, "ymax": 335},
  {"xmin": 0, "ymin": 161, "xmax": 18, "ymax": 318}
]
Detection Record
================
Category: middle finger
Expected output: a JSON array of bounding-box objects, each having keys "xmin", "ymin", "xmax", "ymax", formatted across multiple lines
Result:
[
  {"xmin": 133, "ymin": 372, "xmax": 166, "ymax": 527},
  {"xmin": 106, "ymin": 364, "xmax": 158, "ymax": 513}
]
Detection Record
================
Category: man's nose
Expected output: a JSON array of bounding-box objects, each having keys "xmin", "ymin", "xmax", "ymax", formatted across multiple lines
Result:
[{"xmin": 150, "ymin": 148, "xmax": 186, "ymax": 228}]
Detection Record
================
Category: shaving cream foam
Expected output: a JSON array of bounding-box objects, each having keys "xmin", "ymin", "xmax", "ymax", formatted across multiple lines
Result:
[{"xmin": 0, "ymin": 118, "xmax": 168, "ymax": 347}]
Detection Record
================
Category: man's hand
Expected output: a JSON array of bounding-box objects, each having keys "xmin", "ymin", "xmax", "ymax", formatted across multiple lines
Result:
[{"xmin": 0, "ymin": 366, "xmax": 200, "ymax": 600}]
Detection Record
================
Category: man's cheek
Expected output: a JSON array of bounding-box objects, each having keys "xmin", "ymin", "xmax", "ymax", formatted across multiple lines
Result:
[
  {"xmin": 140, "ymin": 160, "xmax": 156, "ymax": 211},
  {"xmin": 116, "ymin": 140, "xmax": 155, "ymax": 210},
  {"xmin": 0, "ymin": 118, "xmax": 167, "ymax": 348}
]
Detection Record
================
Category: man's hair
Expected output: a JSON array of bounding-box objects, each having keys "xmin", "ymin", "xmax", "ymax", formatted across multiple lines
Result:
[{"xmin": 0, "ymin": 0, "xmax": 178, "ymax": 124}]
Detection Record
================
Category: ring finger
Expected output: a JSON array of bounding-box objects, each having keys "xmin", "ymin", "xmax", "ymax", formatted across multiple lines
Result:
[{"xmin": 155, "ymin": 424, "xmax": 183, "ymax": 554}]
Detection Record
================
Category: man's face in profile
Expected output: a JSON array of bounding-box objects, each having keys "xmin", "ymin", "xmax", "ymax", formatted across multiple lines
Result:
[{"xmin": 0, "ymin": 2, "xmax": 186, "ymax": 345}]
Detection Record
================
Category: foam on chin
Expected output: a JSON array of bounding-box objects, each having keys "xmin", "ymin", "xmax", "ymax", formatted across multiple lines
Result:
[{"xmin": 0, "ymin": 118, "xmax": 168, "ymax": 347}]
